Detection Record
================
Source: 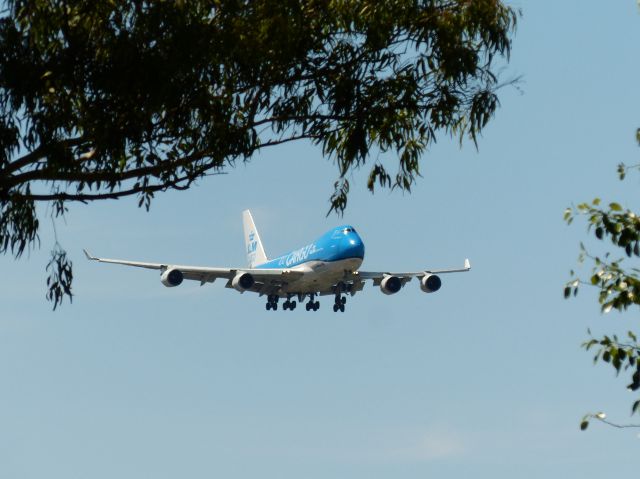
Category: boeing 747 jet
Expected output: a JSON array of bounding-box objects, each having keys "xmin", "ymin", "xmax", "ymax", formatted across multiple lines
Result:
[{"xmin": 85, "ymin": 210, "xmax": 470, "ymax": 312}]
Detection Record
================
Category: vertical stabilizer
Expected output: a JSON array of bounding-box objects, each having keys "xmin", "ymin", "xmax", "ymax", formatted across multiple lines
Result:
[{"xmin": 242, "ymin": 210, "xmax": 268, "ymax": 268}]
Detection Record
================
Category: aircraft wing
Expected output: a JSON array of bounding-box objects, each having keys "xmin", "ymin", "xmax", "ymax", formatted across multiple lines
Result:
[
  {"xmin": 83, "ymin": 249, "xmax": 303, "ymax": 287},
  {"xmin": 356, "ymin": 258, "xmax": 471, "ymax": 285}
]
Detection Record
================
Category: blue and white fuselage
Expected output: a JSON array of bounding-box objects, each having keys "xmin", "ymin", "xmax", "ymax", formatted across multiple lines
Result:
[{"xmin": 255, "ymin": 225, "xmax": 365, "ymax": 293}]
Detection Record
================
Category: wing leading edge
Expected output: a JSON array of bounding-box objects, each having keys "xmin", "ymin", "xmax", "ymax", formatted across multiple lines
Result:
[
  {"xmin": 83, "ymin": 249, "xmax": 303, "ymax": 287},
  {"xmin": 356, "ymin": 258, "xmax": 471, "ymax": 285}
]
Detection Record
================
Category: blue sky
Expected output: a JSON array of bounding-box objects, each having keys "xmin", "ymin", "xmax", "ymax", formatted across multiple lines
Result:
[{"xmin": 2, "ymin": 1, "xmax": 640, "ymax": 478}]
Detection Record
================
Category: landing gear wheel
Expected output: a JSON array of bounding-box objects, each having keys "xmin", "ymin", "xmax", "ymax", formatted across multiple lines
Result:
[
  {"xmin": 283, "ymin": 296, "xmax": 296, "ymax": 311},
  {"xmin": 333, "ymin": 304, "xmax": 338, "ymax": 312},
  {"xmin": 339, "ymin": 304, "xmax": 345, "ymax": 312},
  {"xmin": 341, "ymin": 296, "xmax": 347, "ymax": 305},
  {"xmin": 306, "ymin": 293, "xmax": 318, "ymax": 312},
  {"xmin": 266, "ymin": 303, "xmax": 271, "ymax": 310}
]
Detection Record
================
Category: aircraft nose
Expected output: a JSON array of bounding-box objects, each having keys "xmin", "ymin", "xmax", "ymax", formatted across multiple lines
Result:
[{"xmin": 345, "ymin": 234, "xmax": 365, "ymax": 259}]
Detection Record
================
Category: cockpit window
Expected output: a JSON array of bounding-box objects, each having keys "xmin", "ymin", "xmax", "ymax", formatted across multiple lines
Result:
[{"xmin": 343, "ymin": 227, "xmax": 355, "ymax": 234}]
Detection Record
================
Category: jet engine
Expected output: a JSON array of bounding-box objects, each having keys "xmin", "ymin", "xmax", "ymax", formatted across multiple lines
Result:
[
  {"xmin": 161, "ymin": 268, "xmax": 184, "ymax": 287},
  {"xmin": 232, "ymin": 272, "xmax": 255, "ymax": 292},
  {"xmin": 420, "ymin": 274, "xmax": 441, "ymax": 293},
  {"xmin": 380, "ymin": 275, "xmax": 402, "ymax": 295}
]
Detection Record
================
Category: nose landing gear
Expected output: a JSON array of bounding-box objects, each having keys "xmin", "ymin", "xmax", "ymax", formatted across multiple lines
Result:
[
  {"xmin": 333, "ymin": 283, "xmax": 347, "ymax": 312},
  {"xmin": 333, "ymin": 296, "xmax": 346, "ymax": 313},
  {"xmin": 333, "ymin": 294, "xmax": 347, "ymax": 313}
]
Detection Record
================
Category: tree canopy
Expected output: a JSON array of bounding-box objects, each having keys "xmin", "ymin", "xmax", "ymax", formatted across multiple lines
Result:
[{"xmin": 0, "ymin": 0, "xmax": 517, "ymax": 307}]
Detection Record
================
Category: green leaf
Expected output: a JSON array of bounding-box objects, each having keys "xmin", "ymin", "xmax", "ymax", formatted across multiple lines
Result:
[
  {"xmin": 609, "ymin": 202, "xmax": 623, "ymax": 212},
  {"xmin": 613, "ymin": 356, "xmax": 622, "ymax": 372}
]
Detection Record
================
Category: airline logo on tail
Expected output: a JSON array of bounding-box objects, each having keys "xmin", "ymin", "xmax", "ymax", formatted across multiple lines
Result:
[
  {"xmin": 247, "ymin": 235, "xmax": 258, "ymax": 255},
  {"xmin": 243, "ymin": 210, "xmax": 268, "ymax": 268}
]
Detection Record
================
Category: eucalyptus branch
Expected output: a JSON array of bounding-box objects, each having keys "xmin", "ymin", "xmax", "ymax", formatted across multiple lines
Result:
[
  {"xmin": 2, "ymin": 136, "xmax": 87, "ymax": 174},
  {"xmin": 581, "ymin": 412, "xmax": 640, "ymax": 431}
]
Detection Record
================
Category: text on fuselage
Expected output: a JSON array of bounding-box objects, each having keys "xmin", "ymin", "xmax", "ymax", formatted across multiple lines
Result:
[{"xmin": 279, "ymin": 243, "xmax": 319, "ymax": 267}]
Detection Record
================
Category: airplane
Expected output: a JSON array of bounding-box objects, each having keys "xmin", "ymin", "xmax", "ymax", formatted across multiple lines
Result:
[{"xmin": 84, "ymin": 210, "xmax": 470, "ymax": 312}]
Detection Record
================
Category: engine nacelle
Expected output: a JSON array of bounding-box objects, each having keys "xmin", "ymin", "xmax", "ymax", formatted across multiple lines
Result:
[
  {"xmin": 161, "ymin": 268, "xmax": 183, "ymax": 287},
  {"xmin": 380, "ymin": 275, "xmax": 402, "ymax": 295},
  {"xmin": 420, "ymin": 274, "xmax": 441, "ymax": 293},
  {"xmin": 232, "ymin": 272, "xmax": 255, "ymax": 292}
]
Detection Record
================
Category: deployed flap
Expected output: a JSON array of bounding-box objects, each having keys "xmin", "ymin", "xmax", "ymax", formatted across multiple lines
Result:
[{"xmin": 242, "ymin": 210, "xmax": 268, "ymax": 268}]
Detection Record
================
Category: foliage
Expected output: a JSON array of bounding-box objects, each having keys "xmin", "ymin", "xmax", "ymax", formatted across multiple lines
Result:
[
  {"xmin": 0, "ymin": 0, "xmax": 517, "ymax": 307},
  {"xmin": 565, "ymin": 143, "xmax": 640, "ymax": 426}
]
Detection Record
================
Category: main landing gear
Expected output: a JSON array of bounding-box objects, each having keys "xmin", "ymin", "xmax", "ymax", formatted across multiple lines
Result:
[
  {"xmin": 283, "ymin": 295, "xmax": 297, "ymax": 311},
  {"xmin": 265, "ymin": 294, "xmax": 279, "ymax": 310},
  {"xmin": 305, "ymin": 294, "xmax": 320, "ymax": 311},
  {"xmin": 264, "ymin": 292, "xmax": 348, "ymax": 312},
  {"xmin": 265, "ymin": 294, "xmax": 302, "ymax": 311}
]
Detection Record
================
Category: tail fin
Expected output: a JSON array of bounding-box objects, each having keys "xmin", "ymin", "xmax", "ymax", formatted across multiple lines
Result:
[{"xmin": 242, "ymin": 210, "xmax": 268, "ymax": 268}]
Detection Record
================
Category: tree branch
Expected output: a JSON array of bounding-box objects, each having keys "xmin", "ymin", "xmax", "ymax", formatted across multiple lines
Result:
[
  {"xmin": 584, "ymin": 413, "xmax": 640, "ymax": 429},
  {"xmin": 9, "ymin": 167, "xmax": 225, "ymax": 203},
  {"xmin": 2, "ymin": 136, "xmax": 88, "ymax": 174}
]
